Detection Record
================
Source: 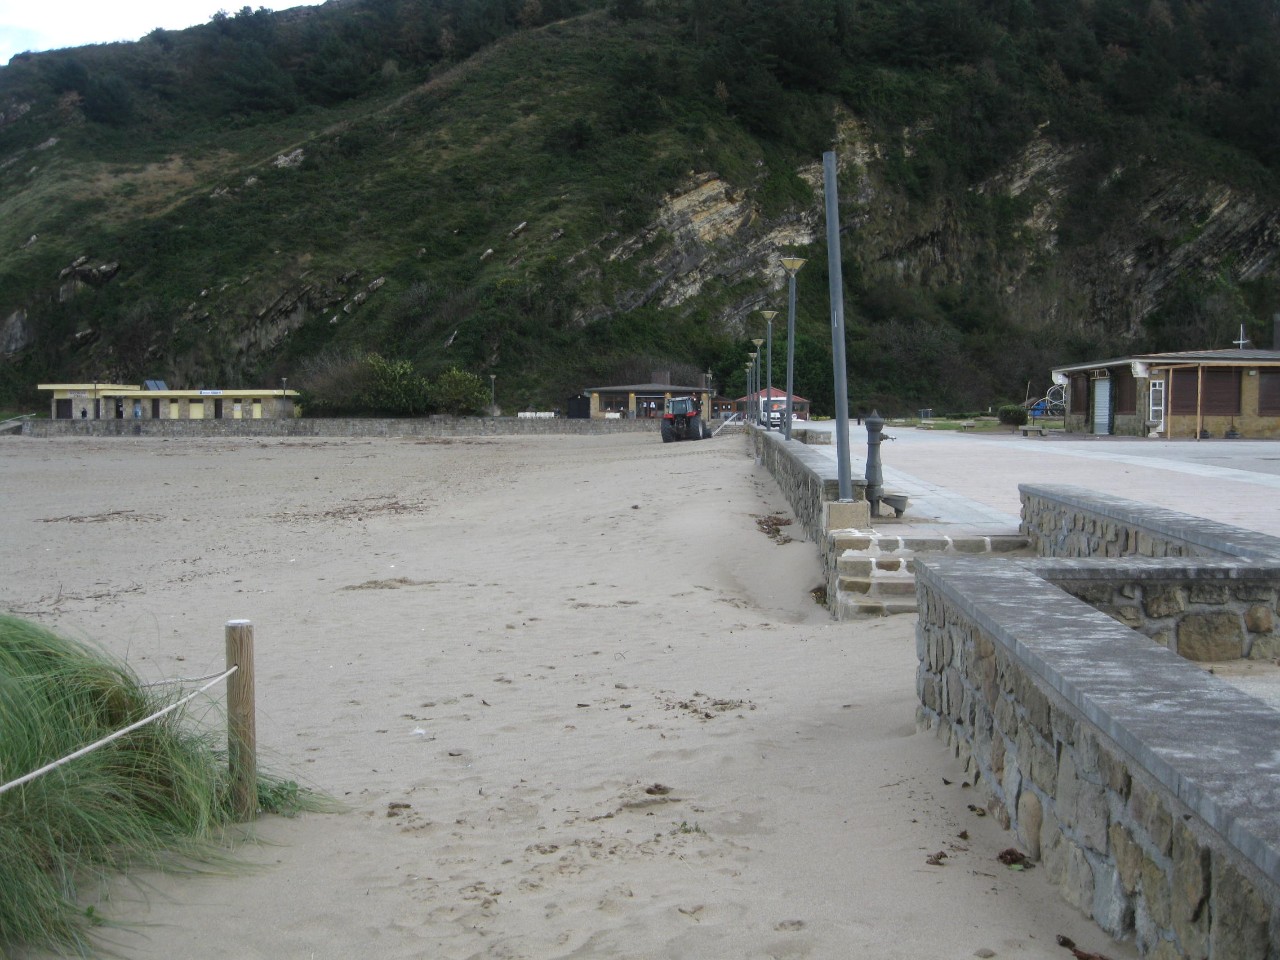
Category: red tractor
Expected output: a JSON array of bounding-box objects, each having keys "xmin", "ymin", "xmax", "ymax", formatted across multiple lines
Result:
[{"xmin": 661, "ymin": 395, "xmax": 708, "ymax": 442}]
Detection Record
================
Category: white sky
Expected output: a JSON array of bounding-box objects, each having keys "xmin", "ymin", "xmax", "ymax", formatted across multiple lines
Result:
[{"xmin": 0, "ymin": 1, "xmax": 311, "ymax": 67}]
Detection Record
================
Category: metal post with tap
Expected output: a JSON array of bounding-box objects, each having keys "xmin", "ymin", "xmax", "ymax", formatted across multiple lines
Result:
[{"xmin": 865, "ymin": 409, "xmax": 885, "ymax": 518}]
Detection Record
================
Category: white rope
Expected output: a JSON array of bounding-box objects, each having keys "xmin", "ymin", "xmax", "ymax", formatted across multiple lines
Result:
[
  {"xmin": 0, "ymin": 665, "xmax": 237, "ymax": 797},
  {"xmin": 141, "ymin": 670, "xmax": 229, "ymax": 688}
]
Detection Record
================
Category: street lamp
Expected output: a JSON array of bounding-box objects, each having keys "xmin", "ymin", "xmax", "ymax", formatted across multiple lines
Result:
[
  {"xmin": 744, "ymin": 360, "xmax": 754, "ymax": 423},
  {"xmin": 489, "ymin": 374, "xmax": 496, "ymax": 416},
  {"xmin": 780, "ymin": 257, "xmax": 806, "ymax": 440},
  {"xmin": 751, "ymin": 338, "xmax": 764, "ymax": 424},
  {"xmin": 760, "ymin": 311, "xmax": 777, "ymax": 430}
]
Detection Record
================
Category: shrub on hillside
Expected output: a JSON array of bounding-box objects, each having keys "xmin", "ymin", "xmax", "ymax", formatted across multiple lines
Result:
[{"xmin": 429, "ymin": 368, "xmax": 490, "ymax": 416}]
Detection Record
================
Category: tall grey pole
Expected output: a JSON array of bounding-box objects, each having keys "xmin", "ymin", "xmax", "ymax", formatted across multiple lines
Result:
[
  {"xmin": 765, "ymin": 316, "xmax": 773, "ymax": 430},
  {"xmin": 785, "ymin": 273, "xmax": 797, "ymax": 439},
  {"xmin": 823, "ymin": 151, "xmax": 853, "ymax": 501}
]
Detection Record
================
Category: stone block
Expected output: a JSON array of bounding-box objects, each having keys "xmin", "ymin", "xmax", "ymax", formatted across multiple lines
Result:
[
  {"xmin": 874, "ymin": 557, "xmax": 903, "ymax": 571},
  {"xmin": 1092, "ymin": 860, "xmax": 1133, "ymax": 938},
  {"xmin": 989, "ymin": 536, "xmax": 1030, "ymax": 553},
  {"xmin": 1209, "ymin": 852, "xmax": 1270, "ymax": 960},
  {"xmin": 1057, "ymin": 749, "xmax": 1109, "ymax": 854},
  {"xmin": 1018, "ymin": 789, "xmax": 1043, "ymax": 861},
  {"xmin": 838, "ymin": 556, "xmax": 874, "ymax": 576},
  {"xmin": 902, "ymin": 537, "xmax": 949, "ymax": 552},
  {"xmin": 1140, "ymin": 853, "xmax": 1172, "ymax": 930},
  {"xmin": 1111, "ymin": 822, "xmax": 1143, "ymax": 894},
  {"xmin": 1144, "ymin": 585, "xmax": 1186, "ymax": 619},
  {"xmin": 952, "ymin": 538, "xmax": 987, "ymax": 555},
  {"xmin": 1249, "ymin": 635, "xmax": 1280, "ymax": 660},
  {"xmin": 1129, "ymin": 780, "xmax": 1172, "ymax": 858},
  {"xmin": 1112, "ymin": 605, "xmax": 1143, "ymax": 628},
  {"xmin": 1187, "ymin": 582, "xmax": 1229, "ymax": 605},
  {"xmin": 1235, "ymin": 583, "xmax": 1276, "ymax": 603},
  {"xmin": 824, "ymin": 500, "xmax": 871, "ymax": 532},
  {"xmin": 1245, "ymin": 604, "xmax": 1274, "ymax": 634},
  {"xmin": 1176, "ymin": 611, "xmax": 1245, "ymax": 661},
  {"xmin": 1171, "ymin": 822, "xmax": 1210, "ymax": 958}
]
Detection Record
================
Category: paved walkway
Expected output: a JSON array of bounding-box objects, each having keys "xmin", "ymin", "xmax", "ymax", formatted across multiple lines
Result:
[{"xmin": 799, "ymin": 423, "xmax": 1280, "ymax": 537}]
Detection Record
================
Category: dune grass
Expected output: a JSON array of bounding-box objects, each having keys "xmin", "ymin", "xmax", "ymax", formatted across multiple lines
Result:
[{"xmin": 0, "ymin": 614, "xmax": 323, "ymax": 956}]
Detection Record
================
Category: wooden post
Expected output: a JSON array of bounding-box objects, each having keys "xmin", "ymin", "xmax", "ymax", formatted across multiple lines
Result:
[{"xmin": 225, "ymin": 619, "xmax": 257, "ymax": 821}]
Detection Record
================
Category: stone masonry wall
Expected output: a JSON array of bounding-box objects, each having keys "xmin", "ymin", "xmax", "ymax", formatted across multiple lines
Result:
[
  {"xmin": 917, "ymin": 556, "xmax": 1280, "ymax": 959},
  {"xmin": 748, "ymin": 426, "xmax": 866, "ymax": 545},
  {"xmin": 1021, "ymin": 483, "xmax": 1280, "ymax": 562},
  {"xmin": 23, "ymin": 416, "xmax": 668, "ymax": 440},
  {"xmin": 1047, "ymin": 562, "xmax": 1280, "ymax": 662}
]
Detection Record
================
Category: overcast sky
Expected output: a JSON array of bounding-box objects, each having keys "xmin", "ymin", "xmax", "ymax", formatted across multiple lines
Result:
[{"xmin": 0, "ymin": 2, "xmax": 312, "ymax": 67}]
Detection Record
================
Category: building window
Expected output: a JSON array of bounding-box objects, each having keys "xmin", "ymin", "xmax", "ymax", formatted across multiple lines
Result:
[
  {"xmin": 1069, "ymin": 375, "xmax": 1088, "ymax": 414},
  {"xmin": 1260, "ymin": 370, "xmax": 1280, "ymax": 415},
  {"xmin": 1171, "ymin": 368, "xmax": 1240, "ymax": 415}
]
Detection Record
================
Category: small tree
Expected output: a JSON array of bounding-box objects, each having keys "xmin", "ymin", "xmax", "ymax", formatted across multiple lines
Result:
[{"xmin": 430, "ymin": 368, "xmax": 489, "ymax": 416}]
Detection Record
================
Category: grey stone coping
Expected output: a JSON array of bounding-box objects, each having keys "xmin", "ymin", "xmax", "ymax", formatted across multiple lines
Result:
[
  {"xmin": 917, "ymin": 554, "xmax": 1280, "ymax": 887},
  {"xmin": 1020, "ymin": 483, "xmax": 1280, "ymax": 561},
  {"xmin": 1024, "ymin": 557, "xmax": 1280, "ymax": 583}
]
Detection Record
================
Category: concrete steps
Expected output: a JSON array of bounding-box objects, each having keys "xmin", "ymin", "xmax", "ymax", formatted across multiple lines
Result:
[{"xmin": 830, "ymin": 530, "xmax": 1030, "ymax": 620}]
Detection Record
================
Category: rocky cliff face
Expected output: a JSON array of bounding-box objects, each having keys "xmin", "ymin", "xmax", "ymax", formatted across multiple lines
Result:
[{"xmin": 597, "ymin": 121, "xmax": 1279, "ymax": 345}]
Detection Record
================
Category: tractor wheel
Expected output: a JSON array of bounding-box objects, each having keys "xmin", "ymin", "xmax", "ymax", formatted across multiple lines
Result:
[
  {"xmin": 689, "ymin": 417, "xmax": 703, "ymax": 440},
  {"xmin": 661, "ymin": 422, "xmax": 675, "ymax": 443}
]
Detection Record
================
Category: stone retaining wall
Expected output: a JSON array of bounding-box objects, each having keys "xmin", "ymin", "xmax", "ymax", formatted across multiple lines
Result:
[
  {"xmin": 917, "ymin": 555, "xmax": 1280, "ymax": 959},
  {"xmin": 1020, "ymin": 483, "xmax": 1280, "ymax": 562},
  {"xmin": 22, "ymin": 416, "xmax": 672, "ymax": 440},
  {"xmin": 748, "ymin": 426, "xmax": 866, "ymax": 544},
  {"xmin": 1047, "ymin": 561, "xmax": 1280, "ymax": 662}
]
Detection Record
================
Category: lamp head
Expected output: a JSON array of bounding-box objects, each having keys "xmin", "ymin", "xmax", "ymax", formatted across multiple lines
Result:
[
  {"xmin": 760, "ymin": 311, "xmax": 778, "ymax": 322},
  {"xmin": 751, "ymin": 338, "xmax": 764, "ymax": 348},
  {"xmin": 781, "ymin": 256, "xmax": 807, "ymax": 275}
]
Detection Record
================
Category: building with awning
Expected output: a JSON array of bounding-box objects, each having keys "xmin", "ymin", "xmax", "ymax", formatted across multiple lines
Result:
[
  {"xmin": 582, "ymin": 372, "xmax": 712, "ymax": 420},
  {"xmin": 38, "ymin": 383, "xmax": 299, "ymax": 421},
  {"xmin": 1051, "ymin": 349, "xmax": 1280, "ymax": 439}
]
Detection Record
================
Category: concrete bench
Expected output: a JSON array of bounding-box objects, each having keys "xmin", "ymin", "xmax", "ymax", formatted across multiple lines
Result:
[
  {"xmin": 1019, "ymin": 424, "xmax": 1046, "ymax": 437},
  {"xmin": 958, "ymin": 421, "xmax": 975, "ymax": 431}
]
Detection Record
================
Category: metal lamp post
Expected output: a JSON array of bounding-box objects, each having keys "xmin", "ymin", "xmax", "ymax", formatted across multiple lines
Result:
[
  {"xmin": 780, "ymin": 257, "xmax": 806, "ymax": 440},
  {"xmin": 760, "ymin": 312, "xmax": 777, "ymax": 430},
  {"xmin": 744, "ymin": 360, "xmax": 754, "ymax": 423},
  {"xmin": 489, "ymin": 374, "xmax": 496, "ymax": 416},
  {"xmin": 751, "ymin": 338, "xmax": 764, "ymax": 424}
]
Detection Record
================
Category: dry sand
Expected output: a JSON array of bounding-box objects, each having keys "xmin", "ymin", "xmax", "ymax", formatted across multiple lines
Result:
[{"xmin": 0, "ymin": 432, "xmax": 1134, "ymax": 960}]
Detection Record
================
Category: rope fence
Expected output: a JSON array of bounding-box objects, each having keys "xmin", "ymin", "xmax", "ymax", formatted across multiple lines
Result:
[{"xmin": 1, "ymin": 619, "xmax": 259, "ymax": 820}]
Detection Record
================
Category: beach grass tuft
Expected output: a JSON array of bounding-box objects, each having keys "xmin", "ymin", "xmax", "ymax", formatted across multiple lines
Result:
[{"xmin": 0, "ymin": 614, "xmax": 326, "ymax": 956}]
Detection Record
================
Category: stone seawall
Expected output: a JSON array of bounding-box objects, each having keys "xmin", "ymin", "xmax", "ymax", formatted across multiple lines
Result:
[
  {"xmin": 748, "ymin": 426, "xmax": 866, "ymax": 545},
  {"xmin": 917, "ymin": 555, "xmax": 1280, "ymax": 959},
  {"xmin": 23, "ymin": 416, "xmax": 670, "ymax": 440}
]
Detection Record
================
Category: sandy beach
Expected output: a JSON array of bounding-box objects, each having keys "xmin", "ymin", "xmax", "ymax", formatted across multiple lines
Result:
[{"xmin": 1, "ymin": 431, "xmax": 1132, "ymax": 960}]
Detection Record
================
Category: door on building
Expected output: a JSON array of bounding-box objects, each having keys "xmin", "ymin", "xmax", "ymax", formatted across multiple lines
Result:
[
  {"xmin": 1091, "ymin": 376, "xmax": 1111, "ymax": 435},
  {"xmin": 1149, "ymin": 378, "xmax": 1165, "ymax": 434},
  {"xmin": 213, "ymin": 399, "xmax": 224, "ymax": 419},
  {"xmin": 55, "ymin": 399, "xmax": 72, "ymax": 419}
]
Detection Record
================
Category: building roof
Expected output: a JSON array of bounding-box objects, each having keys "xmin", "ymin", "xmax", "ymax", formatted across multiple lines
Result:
[
  {"xmin": 584, "ymin": 383, "xmax": 708, "ymax": 393},
  {"xmin": 1053, "ymin": 349, "xmax": 1280, "ymax": 377},
  {"xmin": 735, "ymin": 388, "xmax": 810, "ymax": 402}
]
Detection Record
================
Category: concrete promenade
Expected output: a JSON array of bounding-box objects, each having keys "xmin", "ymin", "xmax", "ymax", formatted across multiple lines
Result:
[{"xmin": 800, "ymin": 423, "xmax": 1280, "ymax": 537}]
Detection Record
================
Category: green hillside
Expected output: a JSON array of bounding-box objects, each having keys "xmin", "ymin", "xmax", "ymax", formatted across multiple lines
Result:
[{"xmin": 2, "ymin": 0, "xmax": 1278, "ymax": 415}]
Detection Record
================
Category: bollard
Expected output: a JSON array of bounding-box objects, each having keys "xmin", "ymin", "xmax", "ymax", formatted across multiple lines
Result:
[
  {"xmin": 225, "ymin": 619, "xmax": 257, "ymax": 821},
  {"xmin": 865, "ymin": 410, "xmax": 884, "ymax": 518}
]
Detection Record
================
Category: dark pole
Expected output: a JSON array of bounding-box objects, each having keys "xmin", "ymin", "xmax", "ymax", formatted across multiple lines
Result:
[
  {"xmin": 781, "ymin": 258, "xmax": 806, "ymax": 440},
  {"xmin": 763, "ymin": 312, "xmax": 776, "ymax": 430},
  {"xmin": 823, "ymin": 151, "xmax": 853, "ymax": 500},
  {"xmin": 865, "ymin": 410, "xmax": 884, "ymax": 518}
]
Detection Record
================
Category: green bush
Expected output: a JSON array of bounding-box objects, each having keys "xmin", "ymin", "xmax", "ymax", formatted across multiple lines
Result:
[
  {"xmin": 997, "ymin": 403, "xmax": 1028, "ymax": 426},
  {"xmin": 429, "ymin": 367, "xmax": 490, "ymax": 416}
]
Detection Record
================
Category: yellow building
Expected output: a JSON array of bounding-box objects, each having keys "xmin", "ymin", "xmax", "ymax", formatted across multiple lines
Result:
[
  {"xmin": 38, "ymin": 383, "xmax": 299, "ymax": 421},
  {"xmin": 583, "ymin": 374, "xmax": 712, "ymax": 421}
]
